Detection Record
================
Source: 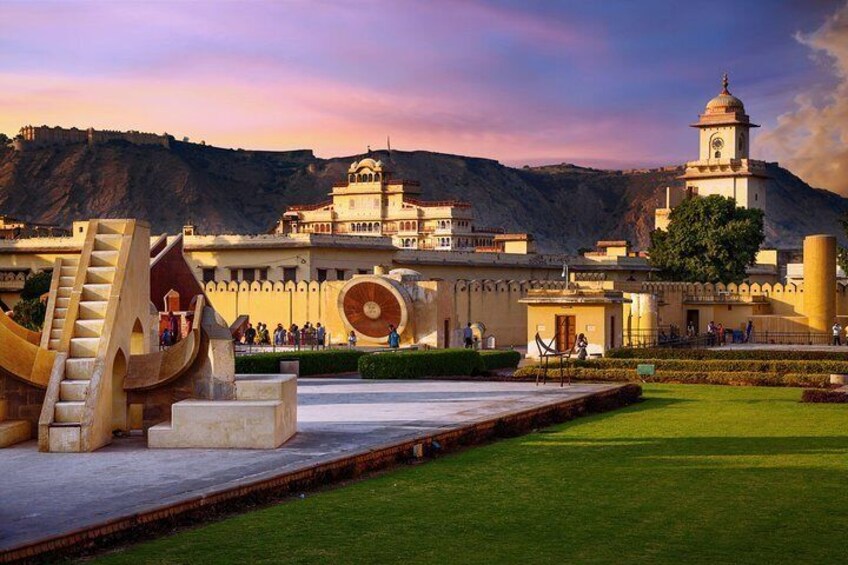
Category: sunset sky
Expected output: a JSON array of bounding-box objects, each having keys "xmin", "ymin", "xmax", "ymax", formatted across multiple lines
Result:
[{"xmin": 0, "ymin": 0, "xmax": 845, "ymax": 190}]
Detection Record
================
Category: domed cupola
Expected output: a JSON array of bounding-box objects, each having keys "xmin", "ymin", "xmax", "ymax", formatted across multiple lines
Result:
[{"xmin": 704, "ymin": 73, "xmax": 745, "ymax": 115}]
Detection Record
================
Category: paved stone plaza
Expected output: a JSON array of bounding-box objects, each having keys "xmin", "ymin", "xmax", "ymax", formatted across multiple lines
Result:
[{"xmin": 0, "ymin": 378, "xmax": 621, "ymax": 554}]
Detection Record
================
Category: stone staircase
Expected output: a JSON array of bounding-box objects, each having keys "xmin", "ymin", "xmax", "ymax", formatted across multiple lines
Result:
[{"xmin": 40, "ymin": 220, "xmax": 137, "ymax": 452}]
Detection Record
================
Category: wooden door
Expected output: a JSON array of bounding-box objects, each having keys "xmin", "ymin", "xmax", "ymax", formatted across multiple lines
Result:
[{"xmin": 555, "ymin": 315, "xmax": 576, "ymax": 352}]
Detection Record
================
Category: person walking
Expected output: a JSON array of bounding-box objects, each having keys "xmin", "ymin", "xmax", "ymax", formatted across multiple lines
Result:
[
  {"xmin": 463, "ymin": 323, "xmax": 474, "ymax": 349},
  {"xmin": 274, "ymin": 323, "xmax": 285, "ymax": 347},
  {"xmin": 168, "ymin": 311, "xmax": 180, "ymax": 344},
  {"xmin": 348, "ymin": 330, "xmax": 357, "ymax": 349},
  {"xmin": 832, "ymin": 320, "xmax": 842, "ymax": 346},
  {"xmin": 290, "ymin": 323, "xmax": 300, "ymax": 350},
  {"xmin": 716, "ymin": 323, "xmax": 725, "ymax": 346},
  {"xmin": 316, "ymin": 323, "xmax": 326, "ymax": 349},
  {"xmin": 244, "ymin": 322, "xmax": 257, "ymax": 346},
  {"xmin": 387, "ymin": 324, "xmax": 400, "ymax": 348},
  {"xmin": 745, "ymin": 320, "xmax": 754, "ymax": 343},
  {"xmin": 160, "ymin": 327, "xmax": 172, "ymax": 350}
]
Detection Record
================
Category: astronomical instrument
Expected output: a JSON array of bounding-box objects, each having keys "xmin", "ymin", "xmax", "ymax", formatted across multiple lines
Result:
[{"xmin": 338, "ymin": 276, "xmax": 411, "ymax": 339}]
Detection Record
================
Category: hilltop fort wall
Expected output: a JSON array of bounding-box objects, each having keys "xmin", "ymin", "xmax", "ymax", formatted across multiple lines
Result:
[{"xmin": 13, "ymin": 125, "xmax": 170, "ymax": 150}]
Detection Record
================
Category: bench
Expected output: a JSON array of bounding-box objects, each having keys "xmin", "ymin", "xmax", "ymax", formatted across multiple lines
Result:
[{"xmin": 534, "ymin": 333, "xmax": 572, "ymax": 387}]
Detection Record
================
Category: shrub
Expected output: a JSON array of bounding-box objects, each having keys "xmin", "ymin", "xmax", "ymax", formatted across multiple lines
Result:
[
  {"xmin": 480, "ymin": 350, "xmax": 522, "ymax": 371},
  {"xmin": 801, "ymin": 389, "xmax": 848, "ymax": 403},
  {"xmin": 512, "ymin": 366, "xmax": 831, "ymax": 388},
  {"xmin": 550, "ymin": 358, "xmax": 848, "ymax": 375},
  {"xmin": 236, "ymin": 350, "xmax": 366, "ymax": 376},
  {"xmin": 607, "ymin": 348, "xmax": 848, "ymax": 361},
  {"xmin": 12, "ymin": 298, "xmax": 46, "ymax": 331},
  {"xmin": 359, "ymin": 349, "xmax": 486, "ymax": 380}
]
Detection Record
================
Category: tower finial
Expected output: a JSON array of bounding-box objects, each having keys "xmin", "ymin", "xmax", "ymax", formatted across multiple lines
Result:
[{"xmin": 721, "ymin": 72, "xmax": 730, "ymax": 94}]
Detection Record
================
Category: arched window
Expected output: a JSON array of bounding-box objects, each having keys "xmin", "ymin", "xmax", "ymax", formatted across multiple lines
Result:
[
  {"xmin": 375, "ymin": 173, "xmax": 381, "ymax": 181},
  {"xmin": 375, "ymin": 222, "xmax": 380, "ymax": 231},
  {"xmin": 714, "ymin": 151, "xmax": 721, "ymax": 159},
  {"xmin": 368, "ymin": 173, "xmax": 374, "ymax": 182},
  {"xmin": 349, "ymin": 174, "xmax": 355, "ymax": 182}
]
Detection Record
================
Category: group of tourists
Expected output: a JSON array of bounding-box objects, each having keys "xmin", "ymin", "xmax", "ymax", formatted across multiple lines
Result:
[
  {"xmin": 240, "ymin": 321, "xmax": 327, "ymax": 350},
  {"xmin": 688, "ymin": 320, "xmax": 754, "ymax": 346}
]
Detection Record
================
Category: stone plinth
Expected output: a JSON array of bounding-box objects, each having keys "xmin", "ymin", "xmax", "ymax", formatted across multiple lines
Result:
[
  {"xmin": 148, "ymin": 375, "xmax": 296, "ymax": 449},
  {"xmin": 830, "ymin": 373, "xmax": 848, "ymax": 386},
  {"xmin": 0, "ymin": 420, "xmax": 31, "ymax": 448}
]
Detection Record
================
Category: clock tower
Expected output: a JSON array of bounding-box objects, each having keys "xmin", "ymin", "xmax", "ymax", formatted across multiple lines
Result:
[{"xmin": 679, "ymin": 73, "xmax": 768, "ymax": 212}]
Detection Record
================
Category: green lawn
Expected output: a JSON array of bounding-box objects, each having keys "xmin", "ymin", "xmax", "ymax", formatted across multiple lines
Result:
[{"xmin": 97, "ymin": 385, "xmax": 848, "ymax": 564}]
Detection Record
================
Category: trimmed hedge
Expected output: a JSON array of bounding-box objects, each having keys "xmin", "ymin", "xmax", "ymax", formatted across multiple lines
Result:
[
  {"xmin": 607, "ymin": 348, "xmax": 848, "ymax": 361},
  {"xmin": 359, "ymin": 349, "xmax": 485, "ymax": 380},
  {"xmin": 236, "ymin": 350, "xmax": 366, "ymax": 376},
  {"xmin": 801, "ymin": 389, "xmax": 848, "ymax": 403},
  {"xmin": 480, "ymin": 350, "xmax": 522, "ymax": 371},
  {"xmin": 554, "ymin": 358, "xmax": 848, "ymax": 375},
  {"xmin": 513, "ymin": 366, "xmax": 831, "ymax": 388}
]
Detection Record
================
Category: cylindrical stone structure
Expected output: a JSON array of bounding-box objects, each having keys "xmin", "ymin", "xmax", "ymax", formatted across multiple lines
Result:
[
  {"xmin": 640, "ymin": 293, "xmax": 658, "ymax": 346},
  {"xmin": 803, "ymin": 234, "xmax": 836, "ymax": 334}
]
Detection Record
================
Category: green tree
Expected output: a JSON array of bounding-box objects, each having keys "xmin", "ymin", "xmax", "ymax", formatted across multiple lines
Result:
[
  {"xmin": 837, "ymin": 215, "xmax": 848, "ymax": 276},
  {"xmin": 11, "ymin": 271, "xmax": 54, "ymax": 330},
  {"xmin": 21, "ymin": 271, "xmax": 53, "ymax": 300},
  {"xmin": 649, "ymin": 195, "xmax": 765, "ymax": 283}
]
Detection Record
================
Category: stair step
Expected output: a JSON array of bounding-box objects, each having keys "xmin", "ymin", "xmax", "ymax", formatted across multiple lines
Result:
[
  {"xmin": 54, "ymin": 401, "xmax": 84, "ymax": 423},
  {"xmin": 57, "ymin": 287, "xmax": 72, "ymax": 298},
  {"xmin": 53, "ymin": 318, "xmax": 65, "ymax": 330},
  {"xmin": 74, "ymin": 319, "xmax": 104, "ymax": 338},
  {"xmin": 54, "ymin": 307, "xmax": 68, "ymax": 320},
  {"xmin": 65, "ymin": 358, "xmax": 95, "ymax": 380},
  {"xmin": 59, "ymin": 380, "xmax": 90, "ymax": 402},
  {"xmin": 59, "ymin": 276, "xmax": 76, "ymax": 287},
  {"xmin": 47, "ymin": 424, "xmax": 81, "ymax": 452},
  {"xmin": 82, "ymin": 283, "xmax": 112, "ymax": 302},
  {"xmin": 78, "ymin": 301, "xmax": 108, "ymax": 320},
  {"xmin": 96, "ymin": 220, "xmax": 127, "ymax": 235},
  {"xmin": 48, "ymin": 338, "xmax": 61, "ymax": 350},
  {"xmin": 90, "ymin": 250, "xmax": 119, "ymax": 267},
  {"xmin": 50, "ymin": 328, "xmax": 63, "ymax": 340},
  {"xmin": 56, "ymin": 297, "xmax": 70, "ymax": 309},
  {"xmin": 93, "ymin": 234, "xmax": 123, "ymax": 252},
  {"xmin": 70, "ymin": 337, "xmax": 100, "ymax": 358},
  {"xmin": 60, "ymin": 266, "xmax": 78, "ymax": 277},
  {"xmin": 85, "ymin": 267, "xmax": 116, "ymax": 284}
]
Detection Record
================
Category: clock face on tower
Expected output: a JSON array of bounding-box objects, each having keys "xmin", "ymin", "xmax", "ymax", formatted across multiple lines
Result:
[{"xmin": 711, "ymin": 137, "xmax": 724, "ymax": 150}]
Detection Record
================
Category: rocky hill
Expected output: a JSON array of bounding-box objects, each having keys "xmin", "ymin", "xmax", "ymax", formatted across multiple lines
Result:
[{"xmin": 0, "ymin": 140, "xmax": 844, "ymax": 252}]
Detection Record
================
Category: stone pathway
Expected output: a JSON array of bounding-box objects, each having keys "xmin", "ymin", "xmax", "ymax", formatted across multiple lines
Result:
[{"xmin": 0, "ymin": 378, "xmax": 620, "ymax": 554}]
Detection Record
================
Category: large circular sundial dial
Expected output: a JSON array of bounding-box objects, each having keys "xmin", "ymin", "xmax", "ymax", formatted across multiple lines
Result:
[{"xmin": 338, "ymin": 276, "xmax": 411, "ymax": 339}]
